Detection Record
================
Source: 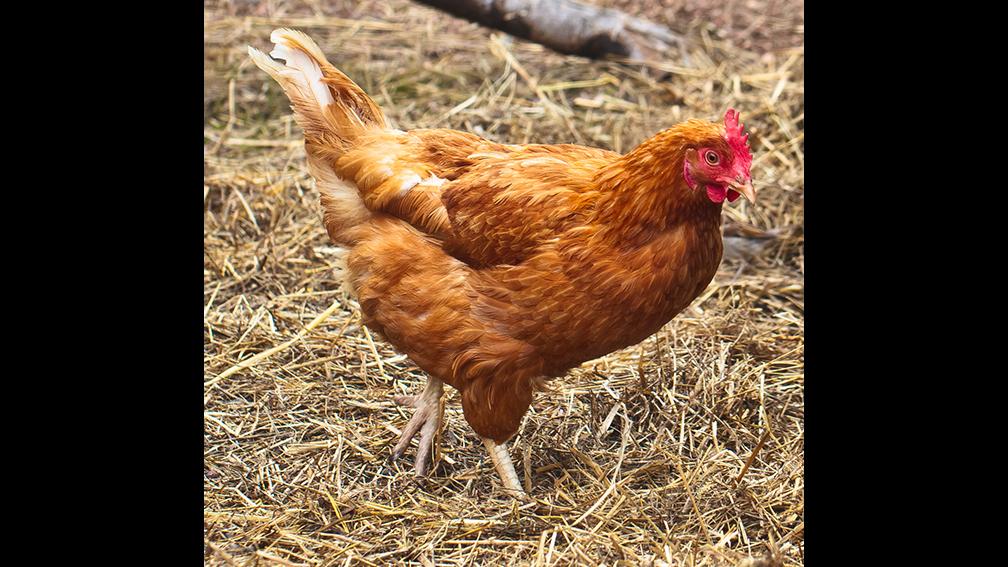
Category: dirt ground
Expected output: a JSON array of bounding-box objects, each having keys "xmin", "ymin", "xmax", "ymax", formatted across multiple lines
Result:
[{"xmin": 204, "ymin": 1, "xmax": 804, "ymax": 565}]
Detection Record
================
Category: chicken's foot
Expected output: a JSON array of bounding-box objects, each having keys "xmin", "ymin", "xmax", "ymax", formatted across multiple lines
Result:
[
  {"xmin": 483, "ymin": 438, "xmax": 530, "ymax": 500},
  {"xmin": 390, "ymin": 378, "xmax": 444, "ymax": 476}
]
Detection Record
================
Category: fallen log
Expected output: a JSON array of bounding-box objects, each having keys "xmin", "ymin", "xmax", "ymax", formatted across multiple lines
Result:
[{"xmin": 414, "ymin": 0, "xmax": 684, "ymax": 60}]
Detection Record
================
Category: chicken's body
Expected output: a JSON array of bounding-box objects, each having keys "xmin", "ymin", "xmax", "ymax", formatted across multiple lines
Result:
[
  {"xmin": 344, "ymin": 130, "xmax": 725, "ymax": 440},
  {"xmin": 250, "ymin": 29, "xmax": 754, "ymax": 498}
]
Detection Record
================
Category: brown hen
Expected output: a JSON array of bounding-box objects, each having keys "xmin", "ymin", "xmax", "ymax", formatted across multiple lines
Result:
[{"xmin": 249, "ymin": 29, "xmax": 755, "ymax": 499}]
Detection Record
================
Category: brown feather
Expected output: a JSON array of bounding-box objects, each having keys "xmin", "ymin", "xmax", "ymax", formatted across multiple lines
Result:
[{"xmin": 252, "ymin": 30, "xmax": 736, "ymax": 444}]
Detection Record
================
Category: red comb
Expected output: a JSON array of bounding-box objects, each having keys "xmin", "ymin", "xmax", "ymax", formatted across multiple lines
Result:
[{"xmin": 724, "ymin": 108, "xmax": 753, "ymax": 174}]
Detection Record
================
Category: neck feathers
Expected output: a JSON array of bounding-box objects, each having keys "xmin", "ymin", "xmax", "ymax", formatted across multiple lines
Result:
[{"xmin": 590, "ymin": 125, "xmax": 722, "ymax": 245}]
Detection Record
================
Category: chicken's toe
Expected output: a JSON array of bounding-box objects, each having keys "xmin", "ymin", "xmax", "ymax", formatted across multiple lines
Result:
[
  {"xmin": 388, "ymin": 379, "xmax": 444, "ymax": 475},
  {"xmin": 413, "ymin": 414, "xmax": 440, "ymax": 476},
  {"xmin": 390, "ymin": 407, "xmax": 428, "ymax": 462}
]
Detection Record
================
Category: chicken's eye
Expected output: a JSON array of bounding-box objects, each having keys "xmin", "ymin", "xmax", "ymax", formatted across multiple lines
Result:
[{"xmin": 704, "ymin": 151, "xmax": 720, "ymax": 165}]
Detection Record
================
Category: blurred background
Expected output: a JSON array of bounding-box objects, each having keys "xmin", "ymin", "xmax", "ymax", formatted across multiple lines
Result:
[{"xmin": 205, "ymin": 1, "xmax": 803, "ymax": 565}]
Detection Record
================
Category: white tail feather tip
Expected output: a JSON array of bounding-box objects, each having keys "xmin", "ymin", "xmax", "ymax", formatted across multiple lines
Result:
[{"xmin": 265, "ymin": 41, "xmax": 334, "ymax": 107}]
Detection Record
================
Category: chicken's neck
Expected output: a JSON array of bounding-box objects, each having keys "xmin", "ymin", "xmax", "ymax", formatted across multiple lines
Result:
[{"xmin": 590, "ymin": 137, "xmax": 722, "ymax": 248}]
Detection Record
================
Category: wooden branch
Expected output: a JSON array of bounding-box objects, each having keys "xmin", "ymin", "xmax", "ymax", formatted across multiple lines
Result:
[{"xmin": 414, "ymin": 0, "xmax": 684, "ymax": 60}]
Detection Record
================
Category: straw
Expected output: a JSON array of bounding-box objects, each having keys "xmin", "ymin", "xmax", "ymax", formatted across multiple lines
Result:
[{"xmin": 205, "ymin": 1, "xmax": 803, "ymax": 565}]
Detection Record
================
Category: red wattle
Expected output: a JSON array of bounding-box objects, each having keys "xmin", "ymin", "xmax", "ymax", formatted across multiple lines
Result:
[
  {"xmin": 706, "ymin": 185, "xmax": 727, "ymax": 203},
  {"xmin": 727, "ymin": 189, "xmax": 740, "ymax": 202}
]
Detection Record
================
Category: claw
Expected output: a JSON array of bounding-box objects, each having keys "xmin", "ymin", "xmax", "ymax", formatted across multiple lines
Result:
[{"xmin": 389, "ymin": 379, "xmax": 444, "ymax": 476}]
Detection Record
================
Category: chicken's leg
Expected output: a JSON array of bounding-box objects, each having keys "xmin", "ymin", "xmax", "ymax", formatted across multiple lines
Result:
[
  {"xmin": 390, "ymin": 378, "xmax": 444, "ymax": 476},
  {"xmin": 483, "ymin": 438, "xmax": 529, "ymax": 500}
]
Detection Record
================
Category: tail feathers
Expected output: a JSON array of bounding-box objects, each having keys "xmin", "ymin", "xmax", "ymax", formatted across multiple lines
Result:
[{"xmin": 248, "ymin": 28, "xmax": 386, "ymax": 152}]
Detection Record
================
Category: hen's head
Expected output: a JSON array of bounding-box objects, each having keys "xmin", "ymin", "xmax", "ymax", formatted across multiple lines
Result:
[{"xmin": 681, "ymin": 109, "xmax": 755, "ymax": 204}]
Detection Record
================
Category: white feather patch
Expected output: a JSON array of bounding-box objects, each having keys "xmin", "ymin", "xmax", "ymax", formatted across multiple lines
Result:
[
  {"xmin": 269, "ymin": 41, "xmax": 333, "ymax": 108},
  {"xmin": 420, "ymin": 174, "xmax": 446, "ymax": 187},
  {"xmin": 397, "ymin": 173, "xmax": 447, "ymax": 197},
  {"xmin": 398, "ymin": 173, "xmax": 423, "ymax": 196}
]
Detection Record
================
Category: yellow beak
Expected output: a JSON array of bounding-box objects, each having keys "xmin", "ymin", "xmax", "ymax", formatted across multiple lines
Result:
[{"xmin": 730, "ymin": 178, "xmax": 756, "ymax": 203}]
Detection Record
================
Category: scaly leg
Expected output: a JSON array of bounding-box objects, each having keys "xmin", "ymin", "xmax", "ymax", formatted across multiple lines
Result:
[
  {"xmin": 390, "ymin": 378, "xmax": 444, "ymax": 476},
  {"xmin": 483, "ymin": 438, "xmax": 530, "ymax": 500}
]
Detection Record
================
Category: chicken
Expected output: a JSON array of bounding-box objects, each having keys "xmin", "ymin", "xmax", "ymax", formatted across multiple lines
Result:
[{"xmin": 249, "ymin": 29, "xmax": 755, "ymax": 499}]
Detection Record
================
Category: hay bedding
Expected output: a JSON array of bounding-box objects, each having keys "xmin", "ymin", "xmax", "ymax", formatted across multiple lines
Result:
[{"xmin": 204, "ymin": 1, "xmax": 804, "ymax": 565}]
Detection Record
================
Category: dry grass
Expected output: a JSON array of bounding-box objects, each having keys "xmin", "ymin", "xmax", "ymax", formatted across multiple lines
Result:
[{"xmin": 204, "ymin": 1, "xmax": 804, "ymax": 565}]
